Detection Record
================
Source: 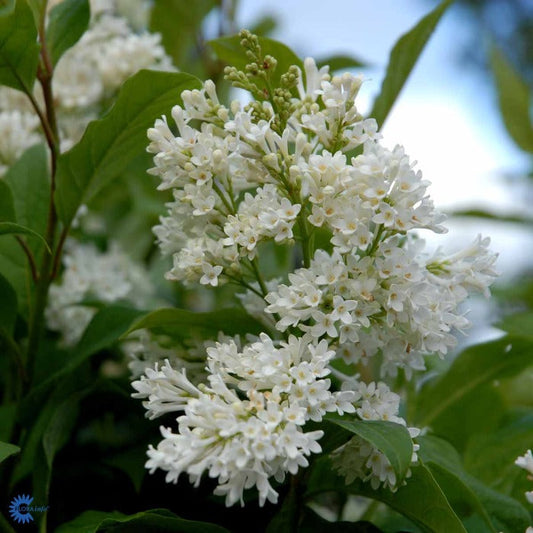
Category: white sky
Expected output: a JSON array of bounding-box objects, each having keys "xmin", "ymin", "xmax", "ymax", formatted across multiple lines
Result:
[{"xmin": 237, "ymin": 0, "xmax": 532, "ymax": 277}]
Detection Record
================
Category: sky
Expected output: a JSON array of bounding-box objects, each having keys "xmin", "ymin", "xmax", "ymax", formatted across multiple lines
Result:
[{"xmin": 236, "ymin": 0, "xmax": 532, "ymax": 279}]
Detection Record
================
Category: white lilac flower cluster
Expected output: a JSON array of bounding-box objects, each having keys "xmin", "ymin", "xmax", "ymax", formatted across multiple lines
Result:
[
  {"xmin": 0, "ymin": 0, "xmax": 172, "ymax": 173},
  {"xmin": 124, "ymin": 329, "xmax": 209, "ymax": 382},
  {"xmin": 516, "ymin": 450, "xmax": 533, "ymax": 504},
  {"xmin": 331, "ymin": 381, "xmax": 420, "ymax": 490},
  {"xmin": 139, "ymin": 32, "xmax": 497, "ymax": 505},
  {"xmin": 46, "ymin": 239, "xmax": 153, "ymax": 346},
  {"xmin": 0, "ymin": 109, "xmax": 41, "ymax": 175},
  {"xmin": 132, "ymin": 334, "xmax": 355, "ymax": 506},
  {"xmin": 265, "ymin": 234, "xmax": 496, "ymax": 378}
]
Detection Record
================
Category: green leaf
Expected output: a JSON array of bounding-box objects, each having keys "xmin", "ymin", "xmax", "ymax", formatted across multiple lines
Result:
[
  {"xmin": 0, "ymin": 0, "xmax": 40, "ymax": 93},
  {"xmin": 0, "ymin": 175, "xmax": 35, "ymax": 316},
  {"xmin": 248, "ymin": 15, "xmax": 277, "ymax": 38},
  {"xmin": 150, "ymin": 0, "xmax": 215, "ymax": 67},
  {"xmin": 123, "ymin": 307, "xmax": 265, "ymax": 339},
  {"xmin": 498, "ymin": 311, "xmax": 533, "ymax": 341},
  {"xmin": 208, "ymin": 34, "xmax": 303, "ymax": 86},
  {"xmin": 0, "ymin": 222, "xmax": 51, "ymax": 252},
  {"xmin": 54, "ymin": 70, "xmax": 202, "ymax": 227},
  {"xmin": 0, "ymin": 440, "xmax": 20, "ymax": 463},
  {"xmin": 266, "ymin": 478, "xmax": 299, "ymax": 533},
  {"xmin": 0, "ymin": 272, "xmax": 17, "ymax": 334},
  {"xmin": 490, "ymin": 46, "xmax": 533, "ymax": 153},
  {"xmin": 0, "ymin": 178, "xmax": 15, "ymax": 221},
  {"xmin": 414, "ymin": 336, "xmax": 533, "ymax": 427},
  {"xmin": 0, "ymin": 234, "xmax": 32, "ymax": 317},
  {"xmin": 5, "ymin": 144, "xmax": 50, "ymax": 231},
  {"xmin": 419, "ymin": 435, "xmax": 530, "ymax": 533},
  {"xmin": 305, "ymin": 458, "xmax": 466, "ymax": 533},
  {"xmin": 25, "ymin": 0, "xmax": 45, "ymax": 25},
  {"xmin": 57, "ymin": 509, "xmax": 231, "ymax": 533},
  {"xmin": 15, "ymin": 367, "xmax": 92, "ymax": 482},
  {"xmin": 47, "ymin": 0, "xmax": 90, "ymax": 67},
  {"xmin": 0, "ymin": 0, "xmax": 15, "ymax": 17},
  {"xmin": 420, "ymin": 384, "xmax": 506, "ymax": 453},
  {"xmin": 103, "ymin": 446, "xmax": 146, "ymax": 493},
  {"xmin": 20, "ymin": 306, "xmax": 144, "ymax": 425},
  {"xmin": 464, "ymin": 412, "xmax": 533, "ymax": 487},
  {"xmin": 56, "ymin": 511, "xmax": 127, "ymax": 533},
  {"xmin": 369, "ymin": 0, "xmax": 453, "ymax": 127},
  {"xmin": 325, "ymin": 415, "xmax": 413, "ymax": 485},
  {"xmin": 42, "ymin": 393, "xmax": 82, "ymax": 469},
  {"xmin": 61, "ymin": 305, "xmax": 144, "ymax": 374},
  {"xmin": 0, "ymin": 403, "xmax": 17, "ymax": 441},
  {"xmin": 300, "ymin": 509, "xmax": 383, "ymax": 533},
  {"xmin": 448, "ymin": 207, "xmax": 533, "ymax": 225},
  {"xmin": 316, "ymin": 54, "xmax": 367, "ymax": 71}
]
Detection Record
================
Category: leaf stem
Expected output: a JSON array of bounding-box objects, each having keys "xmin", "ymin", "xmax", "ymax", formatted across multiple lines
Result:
[
  {"xmin": 250, "ymin": 257, "xmax": 268, "ymax": 296},
  {"xmin": 50, "ymin": 227, "xmax": 68, "ymax": 280},
  {"xmin": 14, "ymin": 236, "xmax": 39, "ymax": 282},
  {"xmin": 25, "ymin": 4, "xmax": 61, "ymax": 389}
]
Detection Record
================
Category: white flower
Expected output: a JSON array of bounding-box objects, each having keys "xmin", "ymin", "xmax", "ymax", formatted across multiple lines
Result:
[
  {"xmin": 200, "ymin": 263, "xmax": 223, "ymax": 286},
  {"xmin": 0, "ymin": 111, "xmax": 41, "ymax": 175},
  {"xmin": 332, "ymin": 380, "xmax": 419, "ymax": 491},
  {"xmin": 46, "ymin": 239, "xmax": 154, "ymax": 346},
  {"xmin": 133, "ymin": 334, "xmax": 357, "ymax": 506},
  {"xmin": 516, "ymin": 450, "xmax": 533, "ymax": 504},
  {"xmin": 143, "ymin": 45, "xmax": 498, "ymax": 505}
]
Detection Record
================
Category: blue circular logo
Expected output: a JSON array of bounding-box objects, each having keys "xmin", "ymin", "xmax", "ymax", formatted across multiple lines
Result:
[{"xmin": 9, "ymin": 494, "xmax": 34, "ymax": 524}]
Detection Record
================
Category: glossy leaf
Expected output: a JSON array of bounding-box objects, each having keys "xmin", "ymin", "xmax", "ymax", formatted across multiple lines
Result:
[
  {"xmin": 300, "ymin": 509, "xmax": 383, "ymax": 532},
  {"xmin": 123, "ymin": 307, "xmax": 265, "ymax": 339},
  {"xmin": 47, "ymin": 0, "xmax": 90, "ymax": 67},
  {"xmin": 0, "ymin": 222, "xmax": 51, "ymax": 252},
  {"xmin": 0, "ymin": 0, "xmax": 40, "ymax": 93},
  {"xmin": 150, "ymin": 0, "xmax": 215, "ymax": 67},
  {"xmin": 414, "ymin": 336, "xmax": 533, "ymax": 427},
  {"xmin": 491, "ymin": 46, "xmax": 533, "ymax": 153},
  {"xmin": 317, "ymin": 54, "xmax": 366, "ymax": 71},
  {"xmin": 25, "ymin": 0, "xmax": 45, "ymax": 24},
  {"xmin": 419, "ymin": 435, "xmax": 530, "ymax": 533},
  {"xmin": 417, "ymin": 384, "xmax": 506, "ymax": 454},
  {"xmin": 0, "ymin": 234, "xmax": 32, "ymax": 317},
  {"xmin": 0, "ymin": 404, "xmax": 16, "ymax": 441},
  {"xmin": 464, "ymin": 412, "xmax": 533, "ymax": 487},
  {"xmin": 4, "ymin": 144, "xmax": 50, "ymax": 245},
  {"xmin": 20, "ymin": 306, "xmax": 144, "ymax": 422},
  {"xmin": 54, "ymin": 70, "xmax": 202, "ymax": 227},
  {"xmin": 369, "ymin": 0, "xmax": 453, "ymax": 126},
  {"xmin": 497, "ymin": 311, "xmax": 533, "ymax": 341},
  {"xmin": 0, "ymin": 440, "xmax": 19, "ymax": 464},
  {"xmin": 0, "ymin": 178, "xmax": 15, "ymax": 221},
  {"xmin": 42, "ymin": 393, "xmax": 82, "ymax": 469},
  {"xmin": 448, "ymin": 207, "xmax": 533, "ymax": 225},
  {"xmin": 325, "ymin": 414, "xmax": 413, "ymax": 484},
  {"xmin": 305, "ymin": 458, "xmax": 466, "ymax": 533},
  {"xmin": 56, "ymin": 511, "xmax": 127, "ymax": 533},
  {"xmin": 0, "ymin": 272, "xmax": 17, "ymax": 334},
  {"xmin": 57, "ymin": 509, "xmax": 231, "ymax": 533},
  {"xmin": 265, "ymin": 478, "xmax": 299, "ymax": 533},
  {"xmin": 208, "ymin": 34, "xmax": 303, "ymax": 86}
]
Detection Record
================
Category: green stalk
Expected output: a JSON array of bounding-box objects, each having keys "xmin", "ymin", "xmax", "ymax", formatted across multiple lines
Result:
[
  {"xmin": 250, "ymin": 257, "xmax": 268, "ymax": 296},
  {"xmin": 24, "ymin": 4, "xmax": 61, "ymax": 389}
]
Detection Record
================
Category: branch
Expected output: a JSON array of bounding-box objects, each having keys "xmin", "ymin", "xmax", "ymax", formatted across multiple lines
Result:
[{"xmin": 14, "ymin": 236, "xmax": 39, "ymax": 282}]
